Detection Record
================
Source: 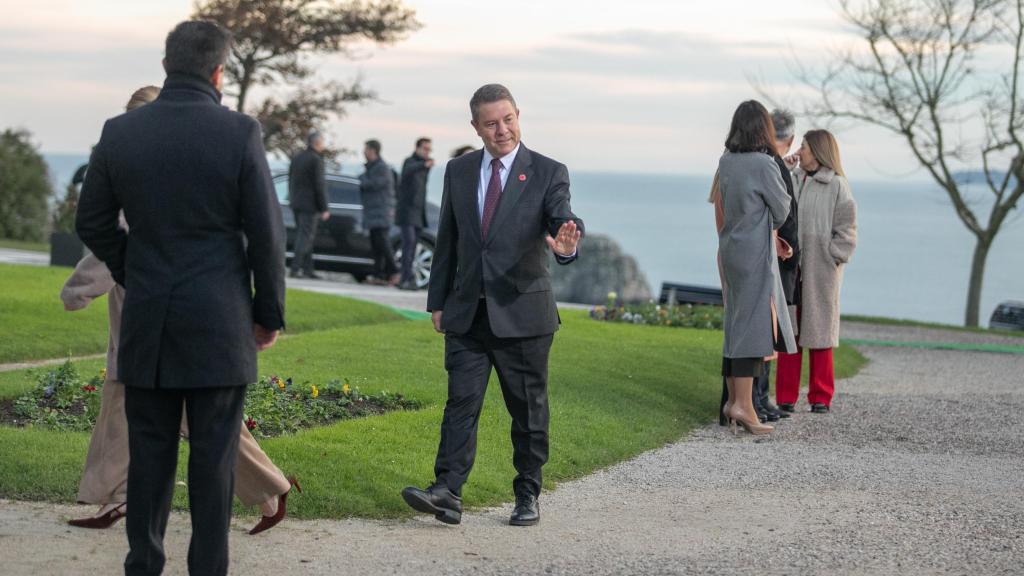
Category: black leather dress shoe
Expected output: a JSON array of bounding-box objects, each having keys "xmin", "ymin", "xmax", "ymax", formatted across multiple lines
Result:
[
  {"xmin": 509, "ymin": 493, "xmax": 539, "ymax": 526},
  {"xmin": 777, "ymin": 403, "xmax": 796, "ymax": 413},
  {"xmin": 401, "ymin": 485, "xmax": 462, "ymax": 525},
  {"xmin": 762, "ymin": 400, "xmax": 790, "ymax": 419},
  {"xmin": 810, "ymin": 403, "xmax": 830, "ymax": 414}
]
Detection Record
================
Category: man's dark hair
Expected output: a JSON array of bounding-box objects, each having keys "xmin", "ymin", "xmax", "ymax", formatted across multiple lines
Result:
[
  {"xmin": 724, "ymin": 100, "xmax": 776, "ymax": 154},
  {"xmin": 470, "ymin": 84, "xmax": 517, "ymax": 121},
  {"xmin": 415, "ymin": 137, "xmax": 431, "ymax": 149},
  {"xmin": 164, "ymin": 20, "xmax": 233, "ymax": 79},
  {"xmin": 451, "ymin": 145, "xmax": 475, "ymax": 158},
  {"xmin": 365, "ymin": 139, "xmax": 382, "ymax": 154}
]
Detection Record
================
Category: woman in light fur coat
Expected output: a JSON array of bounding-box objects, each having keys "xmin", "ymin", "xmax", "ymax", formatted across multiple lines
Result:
[{"xmin": 775, "ymin": 129, "xmax": 857, "ymax": 414}]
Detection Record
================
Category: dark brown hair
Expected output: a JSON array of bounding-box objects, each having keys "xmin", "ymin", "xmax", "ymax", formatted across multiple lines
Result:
[{"xmin": 724, "ymin": 100, "xmax": 776, "ymax": 154}]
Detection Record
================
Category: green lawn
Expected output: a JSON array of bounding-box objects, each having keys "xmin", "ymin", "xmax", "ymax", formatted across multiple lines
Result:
[
  {"xmin": 842, "ymin": 313, "xmax": 1024, "ymax": 338},
  {"xmin": 0, "ymin": 238, "xmax": 49, "ymax": 253},
  {"xmin": 0, "ymin": 263, "xmax": 404, "ymax": 363},
  {"xmin": 0, "ymin": 264, "xmax": 867, "ymax": 519}
]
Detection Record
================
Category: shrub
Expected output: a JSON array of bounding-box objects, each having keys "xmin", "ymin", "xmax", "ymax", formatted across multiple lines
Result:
[
  {"xmin": 590, "ymin": 293, "xmax": 723, "ymax": 330},
  {"xmin": 0, "ymin": 128, "xmax": 50, "ymax": 241}
]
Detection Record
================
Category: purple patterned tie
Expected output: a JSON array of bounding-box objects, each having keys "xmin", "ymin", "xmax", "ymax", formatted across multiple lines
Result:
[{"xmin": 480, "ymin": 157, "xmax": 503, "ymax": 239}]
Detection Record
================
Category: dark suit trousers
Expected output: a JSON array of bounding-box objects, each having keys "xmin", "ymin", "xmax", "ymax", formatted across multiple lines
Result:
[
  {"xmin": 434, "ymin": 303, "xmax": 553, "ymax": 498},
  {"xmin": 291, "ymin": 211, "xmax": 319, "ymax": 275},
  {"xmin": 368, "ymin": 227, "xmax": 399, "ymax": 278},
  {"xmin": 123, "ymin": 385, "xmax": 246, "ymax": 576},
  {"xmin": 399, "ymin": 225, "xmax": 421, "ymax": 284}
]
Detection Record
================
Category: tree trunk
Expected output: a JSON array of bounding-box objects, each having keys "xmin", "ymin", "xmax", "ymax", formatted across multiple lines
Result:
[
  {"xmin": 236, "ymin": 80, "xmax": 249, "ymax": 113},
  {"xmin": 964, "ymin": 236, "xmax": 992, "ymax": 327}
]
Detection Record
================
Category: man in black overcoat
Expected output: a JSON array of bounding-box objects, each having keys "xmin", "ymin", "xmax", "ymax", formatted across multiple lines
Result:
[
  {"xmin": 396, "ymin": 137, "xmax": 434, "ymax": 290},
  {"xmin": 401, "ymin": 84, "xmax": 583, "ymax": 527},
  {"xmin": 76, "ymin": 20, "xmax": 285, "ymax": 576},
  {"xmin": 288, "ymin": 131, "xmax": 329, "ymax": 279}
]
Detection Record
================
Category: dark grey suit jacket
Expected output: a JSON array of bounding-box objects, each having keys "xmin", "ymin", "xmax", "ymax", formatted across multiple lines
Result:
[
  {"xmin": 427, "ymin": 144, "xmax": 583, "ymax": 338},
  {"xmin": 76, "ymin": 73, "xmax": 286, "ymax": 390}
]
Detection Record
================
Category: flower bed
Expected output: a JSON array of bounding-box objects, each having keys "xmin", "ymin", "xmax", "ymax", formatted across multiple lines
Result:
[
  {"xmin": 0, "ymin": 362, "xmax": 420, "ymax": 438},
  {"xmin": 590, "ymin": 293, "xmax": 723, "ymax": 330}
]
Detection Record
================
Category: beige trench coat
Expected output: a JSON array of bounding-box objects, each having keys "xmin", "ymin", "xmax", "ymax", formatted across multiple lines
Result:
[
  {"xmin": 792, "ymin": 167, "xmax": 857, "ymax": 348},
  {"xmin": 60, "ymin": 253, "xmax": 290, "ymax": 506}
]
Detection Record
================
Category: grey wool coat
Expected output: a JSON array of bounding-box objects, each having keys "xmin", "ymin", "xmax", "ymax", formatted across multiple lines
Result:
[
  {"xmin": 792, "ymin": 166, "xmax": 857, "ymax": 348},
  {"xmin": 717, "ymin": 152, "xmax": 797, "ymax": 359},
  {"xmin": 359, "ymin": 158, "xmax": 396, "ymax": 229}
]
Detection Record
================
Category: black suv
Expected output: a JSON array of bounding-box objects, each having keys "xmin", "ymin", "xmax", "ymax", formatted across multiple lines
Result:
[
  {"xmin": 273, "ymin": 172, "xmax": 439, "ymax": 288},
  {"xmin": 990, "ymin": 300, "xmax": 1024, "ymax": 331}
]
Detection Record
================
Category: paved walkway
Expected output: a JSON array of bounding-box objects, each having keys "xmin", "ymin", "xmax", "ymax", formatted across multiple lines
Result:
[{"xmin": 2, "ymin": 322, "xmax": 1022, "ymax": 575}]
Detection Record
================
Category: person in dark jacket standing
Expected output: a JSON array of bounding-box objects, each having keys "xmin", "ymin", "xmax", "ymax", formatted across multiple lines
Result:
[
  {"xmin": 75, "ymin": 21, "xmax": 285, "ymax": 576},
  {"xmin": 288, "ymin": 132, "xmax": 329, "ymax": 279},
  {"xmin": 359, "ymin": 139, "xmax": 399, "ymax": 285},
  {"xmin": 396, "ymin": 137, "xmax": 434, "ymax": 290}
]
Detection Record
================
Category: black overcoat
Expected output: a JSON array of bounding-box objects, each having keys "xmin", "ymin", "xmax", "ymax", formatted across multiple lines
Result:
[{"xmin": 76, "ymin": 73, "xmax": 286, "ymax": 389}]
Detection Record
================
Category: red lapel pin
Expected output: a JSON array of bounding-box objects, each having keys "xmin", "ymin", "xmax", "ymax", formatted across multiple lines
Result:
[{"xmin": 518, "ymin": 174, "xmax": 526, "ymax": 182}]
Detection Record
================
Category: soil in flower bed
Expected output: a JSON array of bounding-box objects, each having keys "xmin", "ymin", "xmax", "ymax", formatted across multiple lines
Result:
[{"xmin": 0, "ymin": 364, "xmax": 422, "ymax": 438}]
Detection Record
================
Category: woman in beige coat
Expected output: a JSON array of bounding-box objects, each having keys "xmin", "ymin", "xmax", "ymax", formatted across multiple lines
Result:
[
  {"xmin": 775, "ymin": 129, "xmax": 857, "ymax": 413},
  {"xmin": 61, "ymin": 86, "xmax": 296, "ymax": 535}
]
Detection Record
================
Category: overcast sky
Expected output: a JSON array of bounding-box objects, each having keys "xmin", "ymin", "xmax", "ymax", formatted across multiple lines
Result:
[{"xmin": 0, "ymin": 0, "xmax": 965, "ymax": 178}]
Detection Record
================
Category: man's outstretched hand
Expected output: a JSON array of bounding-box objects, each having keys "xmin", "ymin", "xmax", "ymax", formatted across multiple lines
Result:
[
  {"xmin": 546, "ymin": 220, "xmax": 581, "ymax": 257},
  {"xmin": 254, "ymin": 324, "xmax": 279, "ymax": 351}
]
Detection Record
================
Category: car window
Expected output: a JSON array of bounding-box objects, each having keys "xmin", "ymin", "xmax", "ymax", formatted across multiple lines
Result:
[
  {"xmin": 328, "ymin": 180, "xmax": 360, "ymax": 205},
  {"xmin": 274, "ymin": 177, "xmax": 289, "ymax": 205}
]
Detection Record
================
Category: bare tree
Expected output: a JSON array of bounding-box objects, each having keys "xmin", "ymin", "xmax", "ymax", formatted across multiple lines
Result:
[
  {"xmin": 193, "ymin": 0, "xmax": 421, "ymax": 157},
  {"xmin": 796, "ymin": 0, "xmax": 1023, "ymax": 326}
]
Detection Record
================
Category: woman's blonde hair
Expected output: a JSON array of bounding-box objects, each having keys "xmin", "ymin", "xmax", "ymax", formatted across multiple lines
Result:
[
  {"xmin": 803, "ymin": 129, "xmax": 845, "ymax": 176},
  {"xmin": 125, "ymin": 86, "xmax": 161, "ymax": 111}
]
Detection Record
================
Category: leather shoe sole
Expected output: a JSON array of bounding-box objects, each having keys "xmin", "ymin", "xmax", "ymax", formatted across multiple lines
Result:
[
  {"xmin": 401, "ymin": 488, "xmax": 461, "ymax": 525},
  {"xmin": 509, "ymin": 515, "xmax": 539, "ymax": 527}
]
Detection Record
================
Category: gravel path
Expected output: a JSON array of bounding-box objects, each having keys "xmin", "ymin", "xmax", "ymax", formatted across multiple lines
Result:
[{"xmin": 2, "ymin": 329, "xmax": 1023, "ymax": 575}]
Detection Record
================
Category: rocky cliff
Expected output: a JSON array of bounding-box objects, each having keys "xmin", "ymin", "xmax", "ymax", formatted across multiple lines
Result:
[{"xmin": 550, "ymin": 233, "xmax": 652, "ymax": 304}]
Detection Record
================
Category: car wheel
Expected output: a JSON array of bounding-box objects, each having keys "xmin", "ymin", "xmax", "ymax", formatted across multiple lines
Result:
[
  {"xmin": 351, "ymin": 272, "xmax": 368, "ymax": 284},
  {"xmin": 393, "ymin": 236, "xmax": 434, "ymax": 289}
]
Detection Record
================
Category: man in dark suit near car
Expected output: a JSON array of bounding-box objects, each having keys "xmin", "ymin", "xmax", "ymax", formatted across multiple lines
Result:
[
  {"xmin": 288, "ymin": 131, "xmax": 329, "ymax": 279},
  {"xmin": 396, "ymin": 137, "xmax": 434, "ymax": 290},
  {"xmin": 76, "ymin": 20, "xmax": 285, "ymax": 576},
  {"xmin": 401, "ymin": 84, "xmax": 583, "ymax": 527}
]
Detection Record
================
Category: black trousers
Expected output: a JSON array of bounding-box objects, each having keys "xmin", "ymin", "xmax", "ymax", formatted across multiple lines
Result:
[
  {"xmin": 291, "ymin": 211, "xmax": 319, "ymax": 275},
  {"xmin": 399, "ymin": 224, "xmax": 421, "ymax": 284},
  {"xmin": 123, "ymin": 385, "xmax": 246, "ymax": 576},
  {"xmin": 368, "ymin": 226, "xmax": 399, "ymax": 278},
  {"xmin": 434, "ymin": 303, "xmax": 553, "ymax": 498}
]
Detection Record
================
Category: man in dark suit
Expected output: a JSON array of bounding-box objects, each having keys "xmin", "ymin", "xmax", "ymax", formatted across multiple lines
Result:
[
  {"xmin": 288, "ymin": 131, "xmax": 329, "ymax": 279},
  {"xmin": 76, "ymin": 21, "xmax": 285, "ymax": 576},
  {"xmin": 396, "ymin": 137, "xmax": 434, "ymax": 290},
  {"xmin": 401, "ymin": 84, "xmax": 583, "ymax": 527}
]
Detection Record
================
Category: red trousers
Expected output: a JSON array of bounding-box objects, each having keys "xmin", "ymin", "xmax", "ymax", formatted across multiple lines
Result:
[{"xmin": 775, "ymin": 347, "xmax": 834, "ymax": 406}]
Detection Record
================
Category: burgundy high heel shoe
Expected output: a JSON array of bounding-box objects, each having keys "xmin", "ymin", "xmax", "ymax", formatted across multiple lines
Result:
[
  {"xmin": 248, "ymin": 476, "xmax": 301, "ymax": 535},
  {"xmin": 68, "ymin": 503, "xmax": 126, "ymax": 529}
]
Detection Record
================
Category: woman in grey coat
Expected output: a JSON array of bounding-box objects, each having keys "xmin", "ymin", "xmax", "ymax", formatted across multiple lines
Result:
[
  {"xmin": 775, "ymin": 129, "xmax": 857, "ymax": 413},
  {"xmin": 716, "ymin": 100, "xmax": 797, "ymax": 435}
]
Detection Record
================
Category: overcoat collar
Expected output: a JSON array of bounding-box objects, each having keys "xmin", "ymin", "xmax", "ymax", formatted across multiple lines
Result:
[
  {"xmin": 795, "ymin": 166, "xmax": 837, "ymax": 185},
  {"xmin": 160, "ymin": 72, "xmax": 223, "ymax": 104}
]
